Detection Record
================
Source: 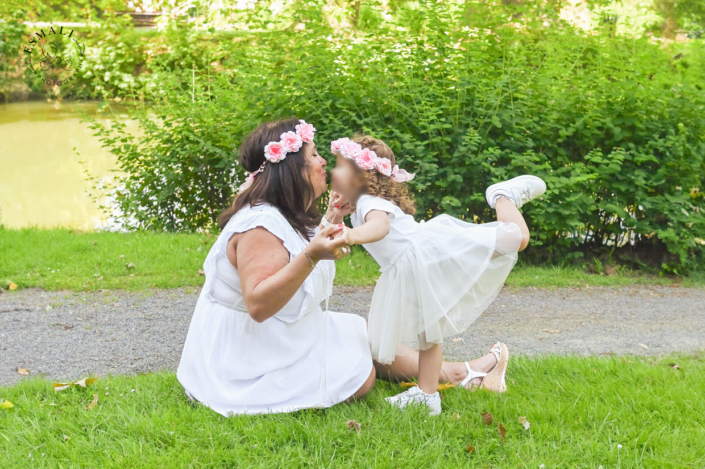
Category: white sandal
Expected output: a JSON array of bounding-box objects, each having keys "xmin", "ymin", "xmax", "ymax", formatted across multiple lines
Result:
[{"xmin": 459, "ymin": 342, "xmax": 509, "ymax": 393}]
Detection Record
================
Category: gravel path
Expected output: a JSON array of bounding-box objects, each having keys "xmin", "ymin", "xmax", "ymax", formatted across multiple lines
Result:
[{"xmin": 1, "ymin": 285, "xmax": 704, "ymax": 386}]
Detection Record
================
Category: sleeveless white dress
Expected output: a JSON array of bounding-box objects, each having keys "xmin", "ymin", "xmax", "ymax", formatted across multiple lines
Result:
[
  {"xmin": 177, "ymin": 204, "xmax": 373, "ymax": 416},
  {"xmin": 351, "ymin": 195, "xmax": 522, "ymax": 365}
]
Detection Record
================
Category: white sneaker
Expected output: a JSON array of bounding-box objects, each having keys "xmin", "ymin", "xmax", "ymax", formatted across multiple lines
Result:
[
  {"xmin": 385, "ymin": 386, "xmax": 442, "ymax": 416},
  {"xmin": 485, "ymin": 175, "xmax": 546, "ymax": 209}
]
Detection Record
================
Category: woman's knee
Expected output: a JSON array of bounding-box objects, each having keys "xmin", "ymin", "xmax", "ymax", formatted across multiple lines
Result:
[{"xmin": 350, "ymin": 366, "xmax": 376, "ymax": 401}]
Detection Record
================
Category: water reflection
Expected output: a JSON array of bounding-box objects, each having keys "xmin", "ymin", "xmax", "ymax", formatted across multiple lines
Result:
[{"xmin": 0, "ymin": 101, "xmax": 133, "ymax": 229}]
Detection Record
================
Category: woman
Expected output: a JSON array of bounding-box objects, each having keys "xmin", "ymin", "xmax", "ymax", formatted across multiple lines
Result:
[{"xmin": 177, "ymin": 117, "xmax": 507, "ymax": 416}]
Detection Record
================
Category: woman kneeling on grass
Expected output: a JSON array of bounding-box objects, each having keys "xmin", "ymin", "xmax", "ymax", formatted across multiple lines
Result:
[{"xmin": 177, "ymin": 118, "xmax": 520, "ymax": 416}]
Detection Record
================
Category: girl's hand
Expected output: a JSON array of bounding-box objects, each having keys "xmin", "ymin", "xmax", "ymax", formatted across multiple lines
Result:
[
  {"xmin": 325, "ymin": 191, "xmax": 352, "ymax": 224},
  {"xmin": 340, "ymin": 226, "xmax": 354, "ymax": 246},
  {"xmin": 306, "ymin": 224, "xmax": 349, "ymax": 261}
]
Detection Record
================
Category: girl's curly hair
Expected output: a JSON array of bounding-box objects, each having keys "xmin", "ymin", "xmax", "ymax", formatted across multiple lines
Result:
[{"xmin": 353, "ymin": 135, "xmax": 416, "ymax": 216}]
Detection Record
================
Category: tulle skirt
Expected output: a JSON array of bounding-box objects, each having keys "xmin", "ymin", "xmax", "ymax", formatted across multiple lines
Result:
[{"xmin": 368, "ymin": 215, "xmax": 522, "ymax": 365}]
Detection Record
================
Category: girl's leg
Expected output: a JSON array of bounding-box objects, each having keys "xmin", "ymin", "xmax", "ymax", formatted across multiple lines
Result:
[
  {"xmin": 495, "ymin": 197, "xmax": 530, "ymax": 251},
  {"xmin": 417, "ymin": 344, "xmax": 443, "ymax": 395},
  {"xmin": 374, "ymin": 343, "xmax": 498, "ymax": 389}
]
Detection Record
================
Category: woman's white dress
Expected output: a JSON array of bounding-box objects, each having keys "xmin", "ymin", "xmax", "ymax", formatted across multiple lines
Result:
[
  {"xmin": 351, "ymin": 195, "xmax": 522, "ymax": 365},
  {"xmin": 177, "ymin": 204, "xmax": 373, "ymax": 416}
]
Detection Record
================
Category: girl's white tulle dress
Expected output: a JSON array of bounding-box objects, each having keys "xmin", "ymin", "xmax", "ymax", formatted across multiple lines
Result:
[
  {"xmin": 351, "ymin": 195, "xmax": 522, "ymax": 365},
  {"xmin": 177, "ymin": 204, "xmax": 373, "ymax": 416}
]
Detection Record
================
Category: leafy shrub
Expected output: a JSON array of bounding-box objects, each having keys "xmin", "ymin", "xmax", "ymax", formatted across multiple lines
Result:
[
  {"xmin": 87, "ymin": 1, "xmax": 704, "ymax": 270},
  {"xmin": 87, "ymin": 79, "xmax": 241, "ymax": 231}
]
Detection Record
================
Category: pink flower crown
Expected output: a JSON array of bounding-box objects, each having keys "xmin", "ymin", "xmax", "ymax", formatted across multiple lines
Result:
[
  {"xmin": 239, "ymin": 120, "xmax": 316, "ymax": 193},
  {"xmin": 330, "ymin": 137, "xmax": 415, "ymax": 183},
  {"xmin": 264, "ymin": 120, "xmax": 316, "ymax": 163}
]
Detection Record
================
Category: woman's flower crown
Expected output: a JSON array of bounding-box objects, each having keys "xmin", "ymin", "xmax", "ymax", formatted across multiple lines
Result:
[
  {"xmin": 330, "ymin": 137, "xmax": 415, "ymax": 183},
  {"xmin": 264, "ymin": 120, "xmax": 317, "ymax": 163},
  {"xmin": 239, "ymin": 120, "xmax": 317, "ymax": 193}
]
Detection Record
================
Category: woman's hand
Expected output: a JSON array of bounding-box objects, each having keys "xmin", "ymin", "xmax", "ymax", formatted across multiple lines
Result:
[
  {"xmin": 324, "ymin": 191, "xmax": 352, "ymax": 224},
  {"xmin": 307, "ymin": 224, "xmax": 350, "ymax": 261}
]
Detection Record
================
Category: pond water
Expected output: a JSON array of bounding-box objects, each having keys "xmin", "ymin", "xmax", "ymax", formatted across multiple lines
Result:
[{"xmin": 0, "ymin": 101, "xmax": 134, "ymax": 229}]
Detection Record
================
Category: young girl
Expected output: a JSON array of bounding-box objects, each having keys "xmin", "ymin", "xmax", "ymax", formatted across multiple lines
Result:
[{"xmin": 330, "ymin": 135, "xmax": 546, "ymax": 416}]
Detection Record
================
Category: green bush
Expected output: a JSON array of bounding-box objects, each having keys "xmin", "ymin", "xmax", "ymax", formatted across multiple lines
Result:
[{"xmin": 87, "ymin": 1, "xmax": 704, "ymax": 270}]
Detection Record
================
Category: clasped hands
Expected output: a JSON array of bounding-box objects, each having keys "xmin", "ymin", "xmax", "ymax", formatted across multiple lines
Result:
[{"xmin": 305, "ymin": 191, "xmax": 353, "ymax": 262}]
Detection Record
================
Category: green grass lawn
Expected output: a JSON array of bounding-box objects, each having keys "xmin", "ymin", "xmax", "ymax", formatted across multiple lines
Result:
[
  {"xmin": 1, "ymin": 354, "xmax": 703, "ymax": 467},
  {"xmin": 1, "ymin": 228, "xmax": 702, "ymax": 292}
]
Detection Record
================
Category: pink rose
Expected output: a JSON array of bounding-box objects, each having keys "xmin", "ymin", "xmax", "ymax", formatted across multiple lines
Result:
[
  {"xmin": 390, "ymin": 164, "xmax": 415, "ymax": 183},
  {"xmin": 330, "ymin": 137, "xmax": 350, "ymax": 153},
  {"xmin": 340, "ymin": 140, "xmax": 362, "ymax": 160},
  {"xmin": 295, "ymin": 120, "xmax": 316, "ymax": 143},
  {"xmin": 375, "ymin": 157, "xmax": 392, "ymax": 176},
  {"xmin": 280, "ymin": 131, "xmax": 303, "ymax": 153},
  {"xmin": 356, "ymin": 148, "xmax": 378, "ymax": 170},
  {"xmin": 264, "ymin": 141, "xmax": 287, "ymax": 163}
]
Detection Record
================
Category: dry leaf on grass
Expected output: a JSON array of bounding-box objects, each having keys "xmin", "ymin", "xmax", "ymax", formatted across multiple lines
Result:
[
  {"xmin": 9, "ymin": 282, "xmax": 18, "ymax": 291},
  {"xmin": 16, "ymin": 367, "xmax": 29, "ymax": 375},
  {"xmin": 346, "ymin": 419, "xmax": 361, "ymax": 431},
  {"xmin": 86, "ymin": 394, "xmax": 98, "ymax": 410},
  {"xmin": 400, "ymin": 382, "xmax": 456, "ymax": 391},
  {"xmin": 452, "ymin": 412, "xmax": 461, "ymax": 420},
  {"xmin": 465, "ymin": 445, "xmax": 475, "ymax": 453},
  {"xmin": 498, "ymin": 423, "xmax": 507, "ymax": 442},
  {"xmin": 197, "ymin": 269, "xmax": 205, "ymax": 276},
  {"xmin": 0, "ymin": 400, "xmax": 14, "ymax": 410},
  {"xmin": 481, "ymin": 412, "xmax": 493, "ymax": 425},
  {"xmin": 63, "ymin": 435, "xmax": 70, "ymax": 441},
  {"xmin": 53, "ymin": 377, "xmax": 99, "ymax": 392},
  {"xmin": 518, "ymin": 416, "xmax": 531, "ymax": 430}
]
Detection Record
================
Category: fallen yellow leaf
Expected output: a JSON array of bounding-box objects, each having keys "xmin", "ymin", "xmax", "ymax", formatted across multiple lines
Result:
[
  {"xmin": 53, "ymin": 377, "xmax": 99, "ymax": 392},
  {"xmin": 401, "ymin": 381, "xmax": 456, "ymax": 391},
  {"xmin": 16, "ymin": 367, "xmax": 29, "ymax": 376},
  {"xmin": 75, "ymin": 377, "xmax": 99, "ymax": 388},
  {"xmin": 0, "ymin": 400, "xmax": 14, "ymax": 410},
  {"xmin": 8, "ymin": 282, "xmax": 17, "ymax": 291},
  {"xmin": 86, "ymin": 394, "xmax": 98, "ymax": 410},
  {"xmin": 465, "ymin": 445, "xmax": 475, "ymax": 453},
  {"xmin": 518, "ymin": 416, "xmax": 531, "ymax": 430}
]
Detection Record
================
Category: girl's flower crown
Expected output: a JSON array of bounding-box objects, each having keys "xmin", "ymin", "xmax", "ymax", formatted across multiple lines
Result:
[
  {"xmin": 238, "ymin": 120, "xmax": 317, "ymax": 193},
  {"xmin": 330, "ymin": 137, "xmax": 415, "ymax": 183}
]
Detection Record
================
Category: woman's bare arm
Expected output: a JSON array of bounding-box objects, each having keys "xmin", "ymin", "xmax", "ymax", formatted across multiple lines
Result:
[{"xmin": 231, "ymin": 225, "xmax": 346, "ymax": 323}]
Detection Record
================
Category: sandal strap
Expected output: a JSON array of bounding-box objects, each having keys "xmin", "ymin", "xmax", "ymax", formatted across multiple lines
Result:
[
  {"xmin": 460, "ymin": 343, "xmax": 503, "ymax": 389},
  {"xmin": 460, "ymin": 361, "xmax": 488, "ymax": 388},
  {"xmin": 489, "ymin": 343, "xmax": 502, "ymax": 362}
]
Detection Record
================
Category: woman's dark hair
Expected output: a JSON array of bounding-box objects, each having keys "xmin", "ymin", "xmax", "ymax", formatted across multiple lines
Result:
[{"xmin": 218, "ymin": 117, "xmax": 321, "ymax": 238}]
